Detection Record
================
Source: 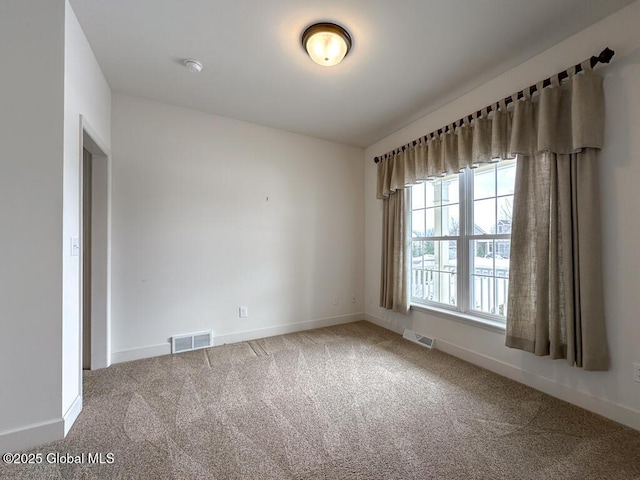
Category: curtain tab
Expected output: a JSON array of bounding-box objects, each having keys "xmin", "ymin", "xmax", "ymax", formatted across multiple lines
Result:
[
  {"xmin": 481, "ymin": 107, "xmax": 488, "ymax": 118},
  {"xmin": 536, "ymin": 81, "xmax": 544, "ymax": 96},
  {"xmin": 551, "ymin": 74, "xmax": 560, "ymax": 88},
  {"xmin": 523, "ymin": 87, "xmax": 531, "ymax": 100},
  {"xmin": 568, "ymin": 65, "xmax": 578, "ymax": 78},
  {"xmin": 581, "ymin": 59, "xmax": 593, "ymax": 72},
  {"xmin": 499, "ymin": 99, "xmax": 507, "ymax": 111}
]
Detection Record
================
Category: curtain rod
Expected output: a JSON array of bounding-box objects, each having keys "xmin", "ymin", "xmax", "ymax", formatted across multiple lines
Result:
[{"xmin": 373, "ymin": 47, "xmax": 615, "ymax": 164}]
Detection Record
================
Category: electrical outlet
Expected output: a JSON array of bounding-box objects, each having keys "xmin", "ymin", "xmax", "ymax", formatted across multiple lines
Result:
[
  {"xmin": 633, "ymin": 363, "xmax": 640, "ymax": 383},
  {"xmin": 239, "ymin": 306, "xmax": 248, "ymax": 318}
]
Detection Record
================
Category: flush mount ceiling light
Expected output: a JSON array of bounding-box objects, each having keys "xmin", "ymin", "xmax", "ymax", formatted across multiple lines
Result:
[
  {"xmin": 184, "ymin": 59, "xmax": 203, "ymax": 73},
  {"xmin": 301, "ymin": 22, "xmax": 352, "ymax": 67}
]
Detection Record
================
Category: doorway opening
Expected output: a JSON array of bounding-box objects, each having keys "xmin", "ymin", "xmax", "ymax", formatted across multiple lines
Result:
[{"xmin": 81, "ymin": 121, "xmax": 110, "ymax": 371}]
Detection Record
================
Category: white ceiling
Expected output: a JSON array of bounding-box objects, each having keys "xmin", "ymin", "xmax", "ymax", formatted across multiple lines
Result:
[{"xmin": 69, "ymin": 0, "xmax": 634, "ymax": 147}]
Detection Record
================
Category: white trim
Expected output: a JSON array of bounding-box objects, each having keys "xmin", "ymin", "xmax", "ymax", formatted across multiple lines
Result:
[
  {"xmin": 364, "ymin": 314, "xmax": 640, "ymax": 432},
  {"xmin": 62, "ymin": 395, "xmax": 82, "ymax": 436},
  {"xmin": 80, "ymin": 115, "xmax": 111, "ymax": 157},
  {"xmin": 213, "ymin": 313, "xmax": 363, "ymax": 346},
  {"xmin": 80, "ymin": 115, "xmax": 112, "ymax": 371},
  {"xmin": 434, "ymin": 339, "xmax": 640, "ymax": 431},
  {"xmin": 364, "ymin": 313, "xmax": 405, "ymax": 335},
  {"xmin": 0, "ymin": 418, "xmax": 63, "ymax": 455},
  {"xmin": 111, "ymin": 343, "xmax": 172, "ymax": 364},
  {"xmin": 410, "ymin": 303, "xmax": 506, "ymax": 334},
  {"xmin": 91, "ymin": 352, "xmax": 109, "ymax": 370},
  {"xmin": 111, "ymin": 313, "xmax": 365, "ymax": 364}
]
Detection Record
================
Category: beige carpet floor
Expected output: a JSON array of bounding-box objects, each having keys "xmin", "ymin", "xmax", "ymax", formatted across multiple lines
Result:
[{"xmin": 2, "ymin": 321, "xmax": 639, "ymax": 479}]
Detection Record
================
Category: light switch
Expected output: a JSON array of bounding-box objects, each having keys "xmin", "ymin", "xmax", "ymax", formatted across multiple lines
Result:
[{"xmin": 71, "ymin": 237, "xmax": 80, "ymax": 257}]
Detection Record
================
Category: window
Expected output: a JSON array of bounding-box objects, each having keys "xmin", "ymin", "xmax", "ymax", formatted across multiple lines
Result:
[{"xmin": 410, "ymin": 159, "xmax": 516, "ymax": 323}]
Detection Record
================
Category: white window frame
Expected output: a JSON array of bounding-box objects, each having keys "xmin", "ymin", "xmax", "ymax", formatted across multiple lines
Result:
[{"xmin": 409, "ymin": 159, "xmax": 515, "ymax": 330}]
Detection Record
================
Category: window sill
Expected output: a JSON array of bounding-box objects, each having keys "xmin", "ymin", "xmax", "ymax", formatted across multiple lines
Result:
[{"xmin": 410, "ymin": 303, "xmax": 506, "ymax": 334}]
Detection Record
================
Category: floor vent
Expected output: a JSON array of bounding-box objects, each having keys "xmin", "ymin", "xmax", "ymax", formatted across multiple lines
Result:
[
  {"xmin": 403, "ymin": 328, "xmax": 435, "ymax": 349},
  {"xmin": 172, "ymin": 331, "xmax": 214, "ymax": 354}
]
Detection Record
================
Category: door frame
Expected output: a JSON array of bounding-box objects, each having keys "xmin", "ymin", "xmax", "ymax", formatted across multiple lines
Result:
[{"xmin": 79, "ymin": 115, "xmax": 111, "ymax": 372}]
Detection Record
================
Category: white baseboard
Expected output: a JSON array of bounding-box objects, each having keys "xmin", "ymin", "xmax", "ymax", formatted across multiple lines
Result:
[
  {"xmin": 0, "ymin": 418, "xmax": 63, "ymax": 455},
  {"xmin": 111, "ymin": 343, "xmax": 172, "ymax": 364},
  {"xmin": 0, "ymin": 396, "xmax": 86, "ymax": 454},
  {"xmin": 364, "ymin": 313, "xmax": 405, "ymax": 335},
  {"xmin": 62, "ymin": 395, "xmax": 83, "ymax": 436},
  {"xmin": 111, "ymin": 313, "xmax": 365, "ymax": 364},
  {"xmin": 434, "ymin": 338, "xmax": 640, "ymax": 431},
  {"xmin": 213, "ymin": 313, "xmax": 364, "ymax": 346},
  {"xmin": 364, "ymin": 313, "xmax": 640, "ymax": 432}
]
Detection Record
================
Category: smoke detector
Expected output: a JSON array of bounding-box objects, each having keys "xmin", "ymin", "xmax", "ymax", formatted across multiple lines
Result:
[{"xmin": 184, "ymin": 59, "xmax": 203, "ymax": 74}]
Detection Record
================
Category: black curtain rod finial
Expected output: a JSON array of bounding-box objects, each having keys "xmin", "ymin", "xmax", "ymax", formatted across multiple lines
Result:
[{"xmin": 598, "ymin": 47, "xmax": 615, "ymax": 65}]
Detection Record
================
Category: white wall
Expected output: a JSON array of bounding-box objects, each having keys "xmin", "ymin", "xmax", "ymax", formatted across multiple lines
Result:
[
  {"xmin": 364, "ymin": 1, "xmax": 640, "ymax": 430},
  {"xmin": 110, "ymin": 95, "xmax": 364, "ymax": 360},
  {"xmin": 62, "ymin": 1, "xmax": 111, "ymax": 421},
  {"xmin": 0, "ymin": 0, "xmax": 66, "ymax": 452}
]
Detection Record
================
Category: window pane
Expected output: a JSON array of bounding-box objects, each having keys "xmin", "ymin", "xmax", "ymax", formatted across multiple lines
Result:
[
  {"xmin": 411, "ymin": 240, "xmax": 425, "ymax": 298},
  {"xmin": 442, "ymin": 204, "xmax": 459, "ymax": 236},
  {"xmin": 411, "ymin": 241, "xmax": 424, "ymax": 270},
  {"xmin": 435, "ymin": 240, "xmax": 457, "ymax": 272},
  {"xmin": 472, "ymin": 239, "xmax": 487, "ymax": 260},
  {"xmin": 424, "ymin": 241, "xmax": 434, "ymax": 258},
  {"xmin": 496, "ymin": 277, "xmax": 509, "ymax": 317},
  {"xmin": 412, "ymin": 268, "xmax": 425, "ymax": 298},
  {"xmin": 418, "ymin": 240, "xmax": 457, "ymax": 306},
  {"xmin": 412, "ymin": 209, "xmax": 425, "ymax": 237},
  {"xmin": 442, "ymin": 176, "xmax": 459, "ymax": 205},
  {"xmin": 473, "ymin": 165, "xmax": 495, "ymax": 200},
  {"xmin": 412, "ymin": 183, "xmax": 425, "ymax": 209},
  {"xmin": 471, "ymin": 275, "xmax": 495, "ymax": 314},
  {"xmin": 496, "ymin": 161, "xmax": 516, "ymax": 196},
  {"xmin": 495, "ymin": 239, "xmax": 511, "ymax": 262},
  {"xmin": 425, "ymin": 208, "xmax": 436, "ymax": 236},
  {"xmin": 430, "ymin": 179, "xmax": 442, "ymax": 205},
  {"xmin": 472, "ymin": 275, "xmax": 510, "ymax": 317},
  {"xmin": 472, "ymin": 240, "xmax": 495, "ymax": 276},
  {"xmin": 434, "ymin": 271, "xmax": 457, "ymax": 306},
  {"xmin": 497, "ymin": 196, "xmax": 513, "ymax": 234},
  {"xmin": 412, "ymin": 240, "xmax": 434, "ymax": 301},
  {"xmin": 470, "ymin": 239, "xmax": 510, "ymax": 319},
  {"xmin": 425, "ymin": 181, "xmax": 436, "ymax": 208},
  {"xmin": 473, "ymin": 198, "xmax": 496, "ymax": 234}
]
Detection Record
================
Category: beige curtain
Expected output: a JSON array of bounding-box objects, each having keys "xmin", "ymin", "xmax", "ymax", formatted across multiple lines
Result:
[
  {"xmin": 506, "ymin": 149, "xmax": 608, "ymax": 370},
  {"xmin": 380, "ymin": 189, "xmax": 410, "ymax": 313},
  {"xmin": 377, "ymin": 62, "xmax": 609, "ymax": 369},
  {"xmin": 505, "ymin": 70, "xmax": 609, "ymax": 370}
]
